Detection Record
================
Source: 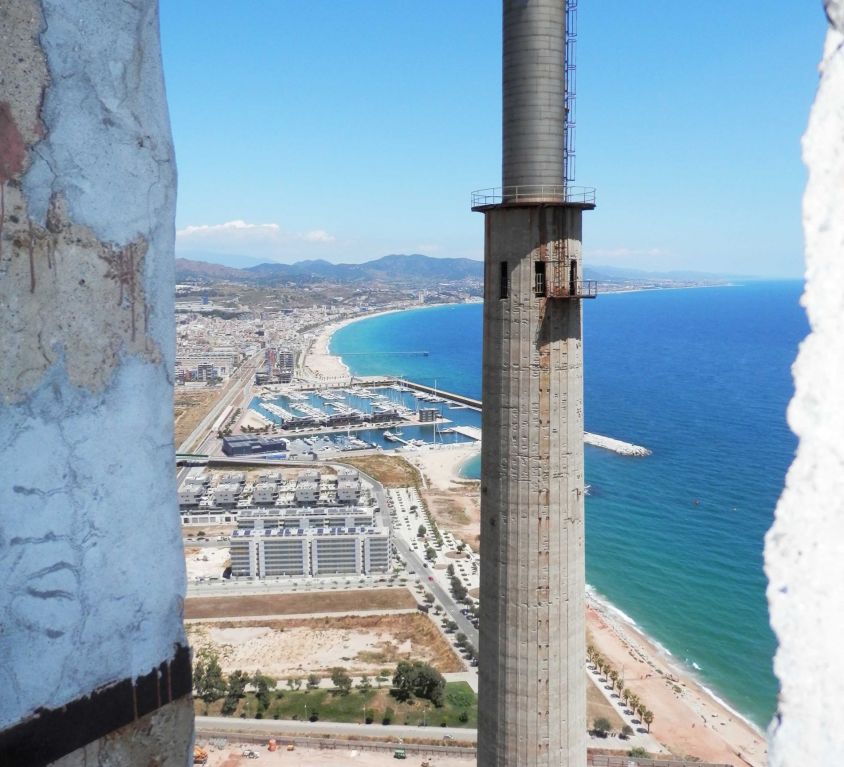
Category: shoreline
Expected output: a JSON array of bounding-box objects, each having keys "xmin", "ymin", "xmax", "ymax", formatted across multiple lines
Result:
[
  {"xmin": 586, "ymin": 586, "xmax": 768, "ymax": 765},
  {"xmin": 302, "ymin": 298, "xmax": 770, "ymax": 763},
  {"xmin": 303, "ymin": 301, "xmax": 478, "ymax": 380}
]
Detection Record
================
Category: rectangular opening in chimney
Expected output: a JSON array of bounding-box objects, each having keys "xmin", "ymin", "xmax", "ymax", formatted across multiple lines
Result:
[
  {"xmin": 534, "ymin": 261, "xmax": 546, "ymax": 297},
  {"xmin": 500, "ymin": 261, "xmax": 509, "ymax": 299}
]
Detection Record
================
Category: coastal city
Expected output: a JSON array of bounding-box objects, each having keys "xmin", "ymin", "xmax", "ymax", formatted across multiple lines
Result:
[{"xmin": 174, "ymin": 273, "xmax": 766, "ymax": 767}]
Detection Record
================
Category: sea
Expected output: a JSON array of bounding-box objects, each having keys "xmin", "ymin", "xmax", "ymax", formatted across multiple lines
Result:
[{"xmin": 331, "ymin": 281, "xmax": 807, "ymax": 729}]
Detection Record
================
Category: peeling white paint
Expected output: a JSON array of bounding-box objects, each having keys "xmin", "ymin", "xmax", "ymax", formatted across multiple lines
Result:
[
  {"xmin": 22, "ymin": 0, "xmax": 177, "ymax": 370},
  {"xmin": 765, "ymin": 4, "xmax": 844, "ymax": 764},
  {"xmin": 0, "ymin": 0, "xmax": 185, "ymax": 733}
]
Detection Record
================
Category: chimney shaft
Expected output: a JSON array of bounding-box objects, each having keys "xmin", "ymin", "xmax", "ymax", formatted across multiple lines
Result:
[{"xmin": 502, "ymin": 0, "xmax": 567, "ymax": 189}]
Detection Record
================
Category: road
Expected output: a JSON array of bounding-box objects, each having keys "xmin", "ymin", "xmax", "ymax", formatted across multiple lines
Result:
[
  {"xmin": 196, "ymin": 716, "xmax": 477, "ymax": 743},
  {"xmin": 178, "ymin": 351, "xmax": 263, "ymax": 455},
  {"xmin": 392, "ymin": 536, "xmax": 478, "ymax": 648},
  {"xmin": 186, "ymin": 575, "xmax": 396, "ymax": 598},
  {"xmin": 349, "ymin": 467, "xmax": 479, "ymax": 649}
]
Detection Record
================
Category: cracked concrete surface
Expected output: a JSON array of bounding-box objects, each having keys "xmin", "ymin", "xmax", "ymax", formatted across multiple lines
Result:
[
  {"xmin": 0, "ymin": 1, "xmax": 189, "ymax": 753},
  {"xmin": 765, "ymin": 2, "xmax": 844, "ymax": 764}
]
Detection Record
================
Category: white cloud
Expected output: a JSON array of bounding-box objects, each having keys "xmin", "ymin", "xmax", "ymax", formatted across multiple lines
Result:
[
  {"xmin": 176, "ymin": 220, "xmax": 337, "ymax": 260},
  {"xmin": 177, "ymin": 220, "xmax": 280, "ymax": 237},
  {"xmin": 300, "ymin": 229, "xmax": 335, "ymax": 243}
]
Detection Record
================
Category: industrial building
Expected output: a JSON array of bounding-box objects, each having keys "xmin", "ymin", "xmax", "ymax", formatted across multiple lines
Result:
[{"xmin": 222, "ymin": 434, "xmax": 289, "ymax": 456}]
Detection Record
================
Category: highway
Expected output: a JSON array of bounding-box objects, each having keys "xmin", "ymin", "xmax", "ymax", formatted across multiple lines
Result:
[{"xmin": 196, "ymin": 715, "xmax": 477, "ymax": 743}]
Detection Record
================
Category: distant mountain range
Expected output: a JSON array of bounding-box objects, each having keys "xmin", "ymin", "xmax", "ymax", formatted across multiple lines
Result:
[
  {"xmin": 175, "ymin": 253, "xmax": 741, "ymax": 288},
  {"xmin": 175, "ymin": 254, "xmax": 485, "ymax": 287}
]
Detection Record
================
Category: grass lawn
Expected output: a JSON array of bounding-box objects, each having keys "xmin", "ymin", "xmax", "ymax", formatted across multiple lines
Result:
[{"xmin": 195, "ymin": 682, "xmax": 478, "ymax": 728}]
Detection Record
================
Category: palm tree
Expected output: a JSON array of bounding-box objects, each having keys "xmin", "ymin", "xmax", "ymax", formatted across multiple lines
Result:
[
  {"xmin": 636, "ymin": 704, "xmax": 646, "ymax": 721},
  {"xmin": 628, "ymin": 693, "xmax": 639, "ymax": 713},
  {"xmin": 609, "ymin": 669, "xmax": 619, "ymax": 691},
  {"xmin": 643, "ymin": 709, "xmax": 654, "ymax": 732},
  {"xmin": 621, "ymin": 687, "xmax": 631, "ymax": 706}
]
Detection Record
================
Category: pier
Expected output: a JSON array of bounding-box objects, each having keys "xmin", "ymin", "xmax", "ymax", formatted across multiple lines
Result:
[{"xmin": 585, "ymin": 432, "xmax": 652, "ymax": 457}]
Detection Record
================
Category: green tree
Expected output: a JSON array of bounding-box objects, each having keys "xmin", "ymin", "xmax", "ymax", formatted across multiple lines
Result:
[
  {"xmin": 357, "ymin": 674, "xmax": 372, "ymax": 691},
  {"xmin": 417, "ymin": 524, "xmax": 427, "ymax": 537},
  {"xmin": 621, "ymin": 724, "xmax": 634, "ymax": 739},
  {"xmin": 306, "ymin": 674, "xmax": 321, "ymax": 689},
  {"xmin": 391, "ymin": 661, "xmax": 445, "ymax": 707},
  {"xmin": 447, "ymin": 564, "xmax": 455, "ymax": 577},
  {"xmin": 227, "ymin": 670, "xmax": 250, "ymax": 698},
  {"xmin": 592, "ymin": 717, "xmax": 612, "ymax": 736},
  {"xmin": 629, "ymin": 747, "xmax": 648, "ymax": 758},
  {"xmin": 252, "ymin": 671, "xmax": 276, "ymax": 712},
  {"xmin": 193, "ymin": 649, "xmax": 227, "ymax": 710},
  {"xmin": 423, "ymin": 592, "xmax": 435, "ymax": 605},
  {"xmin": 382, "ymin": 706, "xmax": 395, "ymax": 725},
  {"xmin": 377, "ymin": 670, "xmax": 390, "ymax": 688},
  {"xmin": 425, "ymin": 546, "xmax": 437, "ymax": 562},
  {"xmin": 643, "ymin": 709, "xmax": 654, "ymax": 732},
  {"xmin": 330, "ymin": 667, "xmax": 352, "ymax": 695}
]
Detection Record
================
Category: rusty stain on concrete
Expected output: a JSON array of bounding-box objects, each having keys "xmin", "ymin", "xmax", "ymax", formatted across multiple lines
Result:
[{"xmin": 0, "ymin": 2, "xmax": 159, "ymax": 404}]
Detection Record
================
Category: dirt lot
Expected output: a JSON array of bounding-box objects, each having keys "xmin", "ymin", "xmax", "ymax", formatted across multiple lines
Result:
[
  {"xmin": 422, "ymin": 489, "xmax": 480, "ymax": 552},
  {"xmin": 204, "ymin": 743, "xmax": 474, "ymax": 767},
  {"xmin": 174, "ymin": 387, "xmax": 221, "ymax": 447},
  {"xmin": 185, "ymin": 589, "xmax": 416, "ymax": 620},
  {"xmin": 188, "ymin": 613, "xmax": 464, "ymax": 678},
  {"xmin": 339, "ymin": 455, "xmax": 421, "ymax": 488}
]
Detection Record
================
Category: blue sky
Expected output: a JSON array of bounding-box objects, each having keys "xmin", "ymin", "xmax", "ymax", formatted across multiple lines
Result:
[{"xmin": 160, "ymin": 2, "xmax": 826, "ymax": 277}]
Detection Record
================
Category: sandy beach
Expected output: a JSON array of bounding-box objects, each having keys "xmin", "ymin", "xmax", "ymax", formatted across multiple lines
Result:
[
  {"xmin": 586, "ymin": 597, "xmax": 767, "ymax": 766},
  {"xmin": 303, "ymin": 308, "xmax": 408, "ymax": 380}
]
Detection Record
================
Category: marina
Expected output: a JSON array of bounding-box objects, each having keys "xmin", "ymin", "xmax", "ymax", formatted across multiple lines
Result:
[{"xmin": 244, "ymin": 380, "xmax": 650, "ymax": 459}]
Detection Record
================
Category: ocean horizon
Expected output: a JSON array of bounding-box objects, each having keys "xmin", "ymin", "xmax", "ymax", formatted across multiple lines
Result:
[{"xmin": 331, "ymin": 281, "xmax": 807, "ymax": 728}]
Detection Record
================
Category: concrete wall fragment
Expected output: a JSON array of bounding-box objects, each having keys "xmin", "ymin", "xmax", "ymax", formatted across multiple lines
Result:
[
  {"xmin": 765, "ymin": 2, "xmax": 844, "ymax": 764},
  {"xmin": 0, "ymin": 1, "xmax": 192, "ymax": 763}
]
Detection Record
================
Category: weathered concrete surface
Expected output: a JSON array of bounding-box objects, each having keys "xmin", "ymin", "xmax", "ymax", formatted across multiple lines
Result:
[
  {"xmin": 502, "ymin": 0, "xmax": 566, "ymax": 189},
  {"xmin": 52, "ymin": 698, "xmax": 195, "ymax": 767},
  {"xmin": 478, "ymin": 3, "xmax": 589, "ymax": 765},
  {"xmin": 479, "ymin": 205, "xmax": 587, "ymax": 767},
  {"xmin": 0, "ymin": 0, "xmax": 191, "ymax": 760},
  {"xmin": 765, "ymin": 3, "xmax": 844, "ymax": 764}
]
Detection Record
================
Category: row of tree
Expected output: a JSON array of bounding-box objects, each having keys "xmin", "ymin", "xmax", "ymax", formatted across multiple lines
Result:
[
  {"xmin": 587, "ymin": 643, "xmax": 654, "ymax": 733},
  {"xmin": 193, "ymin": 649, "xmax": 447, "ymax": 713}
]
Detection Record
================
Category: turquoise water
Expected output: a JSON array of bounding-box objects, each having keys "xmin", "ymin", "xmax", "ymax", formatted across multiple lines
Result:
[{"xmin": 331, "ymin": 284, "xmax": 807, "ymax": 727}]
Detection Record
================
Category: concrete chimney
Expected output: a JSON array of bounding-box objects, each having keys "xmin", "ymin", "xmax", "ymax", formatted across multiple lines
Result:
[{"xmin": 474, "ymin": 2, "xmax": 595, "ymax": 765}]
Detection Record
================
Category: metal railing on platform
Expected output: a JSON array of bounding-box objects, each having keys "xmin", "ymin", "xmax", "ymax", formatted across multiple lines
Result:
[
  {"xmin": 549, "ymin": 279, "xmax": 598, "ymax": 299},
  {"xmin": 471, "ymin": 185, "xmax": 596, "ymax": 207}
]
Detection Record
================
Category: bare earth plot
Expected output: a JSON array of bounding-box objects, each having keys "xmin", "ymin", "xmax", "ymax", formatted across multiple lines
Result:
[
  {"xmin": 187, "ymin": 613, "xmax": 464, "ymax": 679},
  {"xmin": 174, "ymin": 387, "xmax": 221, "ymax": 447},
  {"xmin": 185, "ymin": 589, "xmax": 416, "ymax": 620},
  {"xmin": 338, "ymin": 455, "xmax": 421, "ymax": 488}
]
